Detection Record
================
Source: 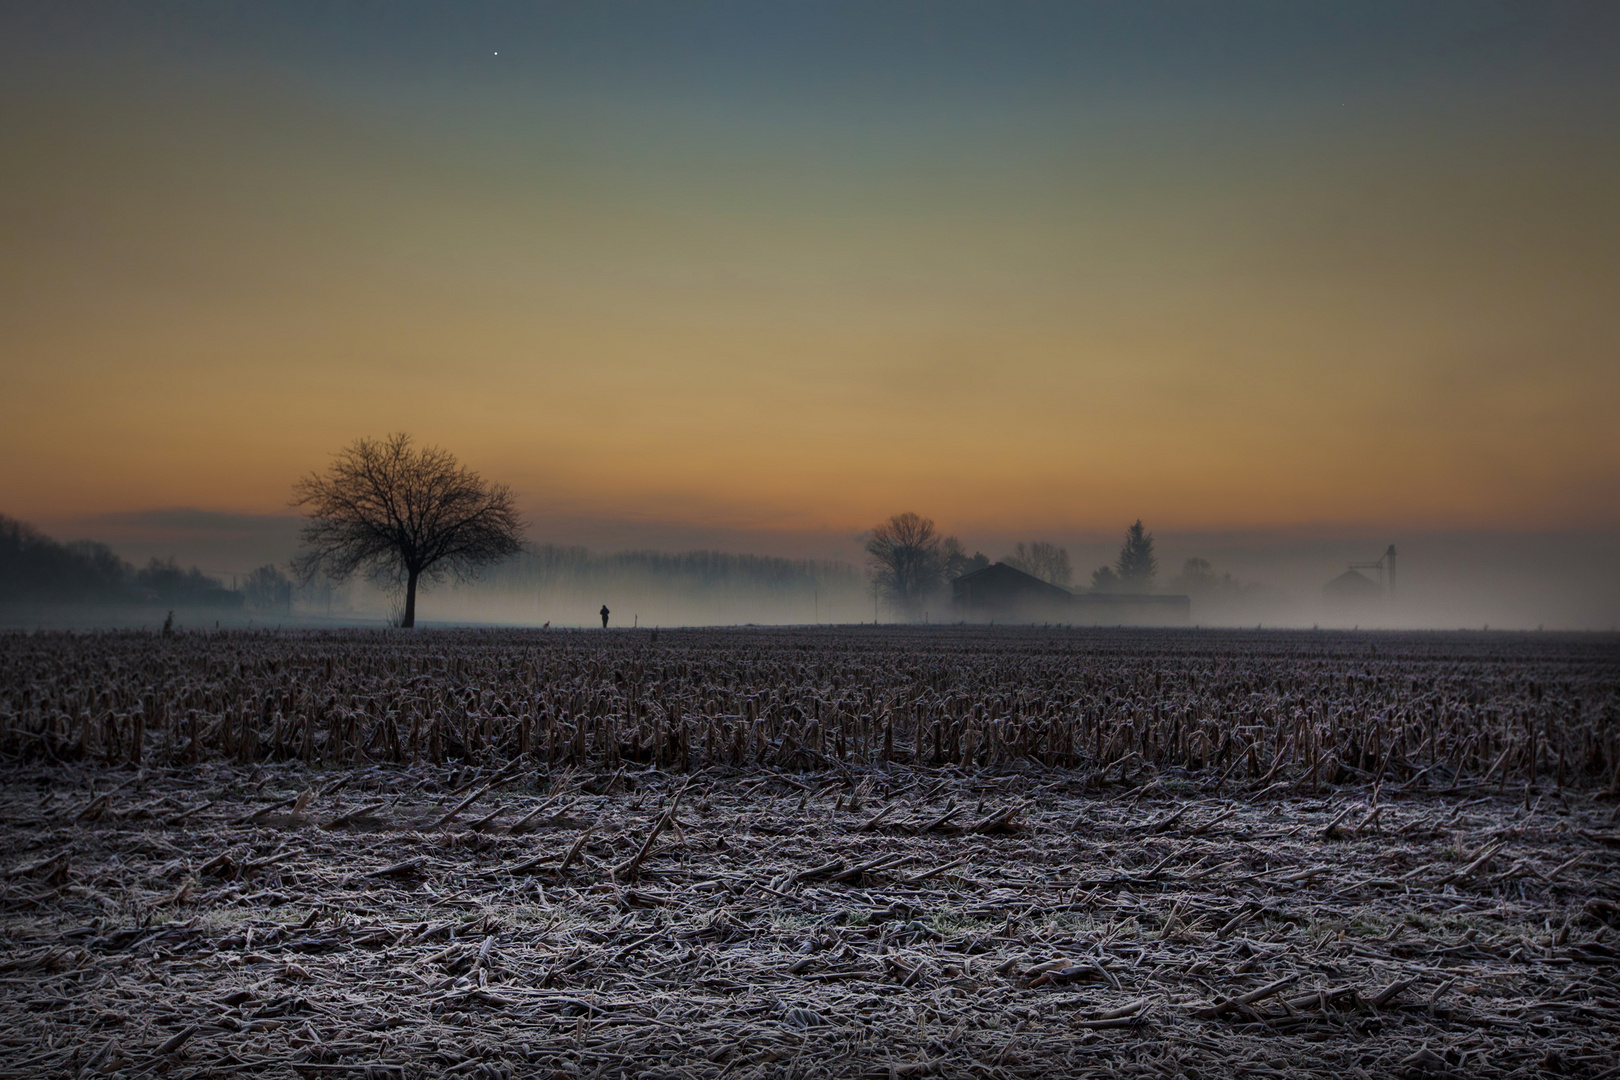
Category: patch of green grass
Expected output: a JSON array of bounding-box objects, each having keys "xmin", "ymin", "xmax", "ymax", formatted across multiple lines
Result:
[
  {"xmin": 925, "ymin": 912, "xmax": 1002, "ymax": 936},
  {"xmin": 1304, "ymin": 918, "xmax": 1350, "ymax": 946},
  {"xmin": 1404, "ymin": 911, "xmax": 1437, "ymax": 931},
  {"xmin": 192, "ymin": 906, "xmax": 310, "ymax": 932},
  {"xmin": 1347, "ymin": 912, "xmax": 1394, "ymax": 937}
]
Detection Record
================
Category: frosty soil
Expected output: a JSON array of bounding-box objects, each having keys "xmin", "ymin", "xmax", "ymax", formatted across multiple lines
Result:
[
  {"xmin": 3, "ymin": 759, "xmax": 1619, "ymax": 1078},
  {"xmin": 0, "ymin": 627, "xmax": 1617, "ymax": 1077}
]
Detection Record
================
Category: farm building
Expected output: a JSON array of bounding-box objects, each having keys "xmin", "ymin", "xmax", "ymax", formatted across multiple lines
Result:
[
  {"xmin": 951, "ymin": 562, "xmax": 1073, "ymax": 621},
  {"xmin": 951, "ymin": 562, "xmax": 1190, "ymax": 625},
  {"xmin": 1324, "ymin": 545, "xmax": 1396, "ymax": 608},
  {"xmin": 1323, "ymin": 568, "xmax": 1383, "ymax": 602}
]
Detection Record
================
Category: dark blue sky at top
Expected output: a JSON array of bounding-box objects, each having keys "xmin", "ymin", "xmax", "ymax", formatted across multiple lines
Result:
[{"xmin": 8, "ymin": 1, "xmax": 1619, "ymax": 112}]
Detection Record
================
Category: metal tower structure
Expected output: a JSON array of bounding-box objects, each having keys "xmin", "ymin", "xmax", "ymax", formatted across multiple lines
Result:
[{"xmin": 1348, "ymin": 544, "xmax": 1398, "ymax": 599}]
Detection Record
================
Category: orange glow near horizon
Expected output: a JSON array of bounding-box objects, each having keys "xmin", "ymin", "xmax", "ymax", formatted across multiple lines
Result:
[{"xmin": 3, "ymin": 15, "xmax": 1617, "ymax": 544}]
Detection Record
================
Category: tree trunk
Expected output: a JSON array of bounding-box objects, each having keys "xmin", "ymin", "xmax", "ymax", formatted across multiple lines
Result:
[{"xmin": 402, "ymin": 569, "xmax": 419, "ymax": 628}]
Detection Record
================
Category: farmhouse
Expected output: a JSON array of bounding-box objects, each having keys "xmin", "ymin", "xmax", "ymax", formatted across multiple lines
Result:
[{"xmin": 951, "ymin": 562, "xmax": 1191, "ymax": 625}]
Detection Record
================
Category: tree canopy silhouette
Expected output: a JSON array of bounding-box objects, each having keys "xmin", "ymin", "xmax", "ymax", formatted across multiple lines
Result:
[
  {"xmin": 1, "ymin": 515, "xmax": 131, "ymax": 603},
  {"xmin": 0, "ymin": 515, "xmax": 240, "ymax": 606},
  {"xmin": 940, "ymin": 536, "xmax": 988, "ymax": 581},
  {"xmin": 865, "ymin": 512, "xmax": 943, "ymax": 618},
  {"xmin": 243, "ymin": 564, "xmax": 293, "ymax": 611},
  {"xmin": 291, "ymin": 434, "xmax": 523, "ymax": 628},
  {"xmin": 1003, "ymin": 541, "xmax": 1072, "ymax": 587},
  {"xmin": 1115, "ymin": 519, "xmax": 1158, "ymax": 588}
]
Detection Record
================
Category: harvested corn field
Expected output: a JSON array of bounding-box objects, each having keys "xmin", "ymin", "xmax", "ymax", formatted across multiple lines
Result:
[
  {"xmin": 4, "ymin": 627, "xmax": 1617, "ymax": 788},
  {"xmin": 1, "ymin": 627, "xmax": 1618, "ymax": 1078}
]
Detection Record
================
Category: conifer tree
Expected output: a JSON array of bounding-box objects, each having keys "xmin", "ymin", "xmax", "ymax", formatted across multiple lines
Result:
[{"xmin": 1115, "ymin": 520, "xmax": 1158, "ymax": 589}]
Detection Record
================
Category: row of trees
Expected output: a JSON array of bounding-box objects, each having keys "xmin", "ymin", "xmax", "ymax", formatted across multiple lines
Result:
[
  {"xmin": 482, "ymin": 545, "xmax": 856, "ymax": 593},
  {"xmin": 261, "ymin": 435, "xmax": 1258, "ymax": 627},
  {"xmin": 0, "ymin": 516, "xmax": 244, "ymax": 607},
  {"xmin": 286, "ymin": 439, "xmax": 1193, "ymax": 626},
  {"xmin": 864, "ymin": 513, "xmax": 1170, "ymax": 615},
  {"xmin": 0, "ymin": 514, "xmax": 308, "ymax": 612},
  {"xmin": 1166, "ymin": 556, "xmax": 1267, "ymax": 600},
  {"xmin": 11, "ymin": 432, "xmax": 1259, "ymax": 626},
  {"xmin": 242, "ymin": 564, "xmax": 295, "ymax": 611}
]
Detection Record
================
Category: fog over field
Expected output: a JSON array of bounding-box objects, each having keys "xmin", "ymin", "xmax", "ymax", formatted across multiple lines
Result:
[{"xmin": 10, "ymin": 508, "xmax": 1616, "ymax": 631}]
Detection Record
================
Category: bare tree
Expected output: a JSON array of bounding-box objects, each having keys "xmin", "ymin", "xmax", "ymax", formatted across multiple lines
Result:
[
  {"xmin": 243, "ymin": 564, "xmax": 293, "ymax": 612},
  {"xmin": 865, "ymin": 512, "xmax": 943, "ymax": 618},
  {"xmin": 291, "ymin": 434, "xmax": 523, "ymax": 628},
  {"xmin": 940, "ymin": 536, "xmax": 987, "ymax": 581},
  {"xmin": 1169, "ymin": 556, "xmax": 1257, "ymax": 599},
  {"xmin": 1170, "ymin": 557, "xmax": 1218, "ymax": 595},
  {"xmin": 1002, "ymin": 541, "xmax": 1072, "ymax": 587}
]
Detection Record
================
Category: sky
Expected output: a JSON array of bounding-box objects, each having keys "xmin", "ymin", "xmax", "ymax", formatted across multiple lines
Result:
[{"xmin": 2, "ymin": 2, "xmax": 1618, "ymax": 620}]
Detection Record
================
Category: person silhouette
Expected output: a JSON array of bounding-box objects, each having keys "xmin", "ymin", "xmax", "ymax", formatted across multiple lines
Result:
[{"xmin": 600, "ymin": 604, "xmax": 610, "ymax": 629}]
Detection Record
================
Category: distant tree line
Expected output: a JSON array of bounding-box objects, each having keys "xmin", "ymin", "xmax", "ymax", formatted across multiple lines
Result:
[
  {"xmin": 865, "ymin": 513, "xmax": 1259, "ymax": 619},
  {"xmin": 242, "ymin": 564, "xmax": 295, "ymax": 611},
  {"xmin": 1165, "ymin": 556, "xmax": 1268, "ymax": 600},
  {"xmin": 482, "ymin": 544, "xmax": 860, "ymax": 593},
  {"xmin": 864, "ymin": 512, "xmax": 1166, "ymax": 616},
  {"xmin": 0, "ymin": 515, "xmax": 244, "ymax": 607}
]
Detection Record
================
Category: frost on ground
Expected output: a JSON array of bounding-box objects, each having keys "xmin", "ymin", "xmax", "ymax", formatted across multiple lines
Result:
[{"xmin": 0, "ymin": 627, "xmax": 1616, "ymax": 1078}]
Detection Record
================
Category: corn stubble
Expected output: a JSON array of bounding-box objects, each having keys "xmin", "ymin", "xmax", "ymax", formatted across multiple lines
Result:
[
  {"xmin": 3, "ymin": 627, "xmax": 1615, "ymax": 792},
  {"xmin": 0, "ymin": 626, "xmax": 1617, "ymax": 1078}
]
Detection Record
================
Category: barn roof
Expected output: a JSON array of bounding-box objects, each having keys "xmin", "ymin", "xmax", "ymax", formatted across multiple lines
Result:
[
  {"xmin": 1323, "ymin": 568, "xmax": 1382, "ymax": 598},
  {"xmin": 951, "ymin": 561, "xmax": 1073, "ymax": 600}
]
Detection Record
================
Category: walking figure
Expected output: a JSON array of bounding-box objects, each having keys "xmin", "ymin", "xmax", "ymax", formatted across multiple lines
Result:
[{"xmin": 600, "ymin": 604, "xmax": 610, "ymax": 629}]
